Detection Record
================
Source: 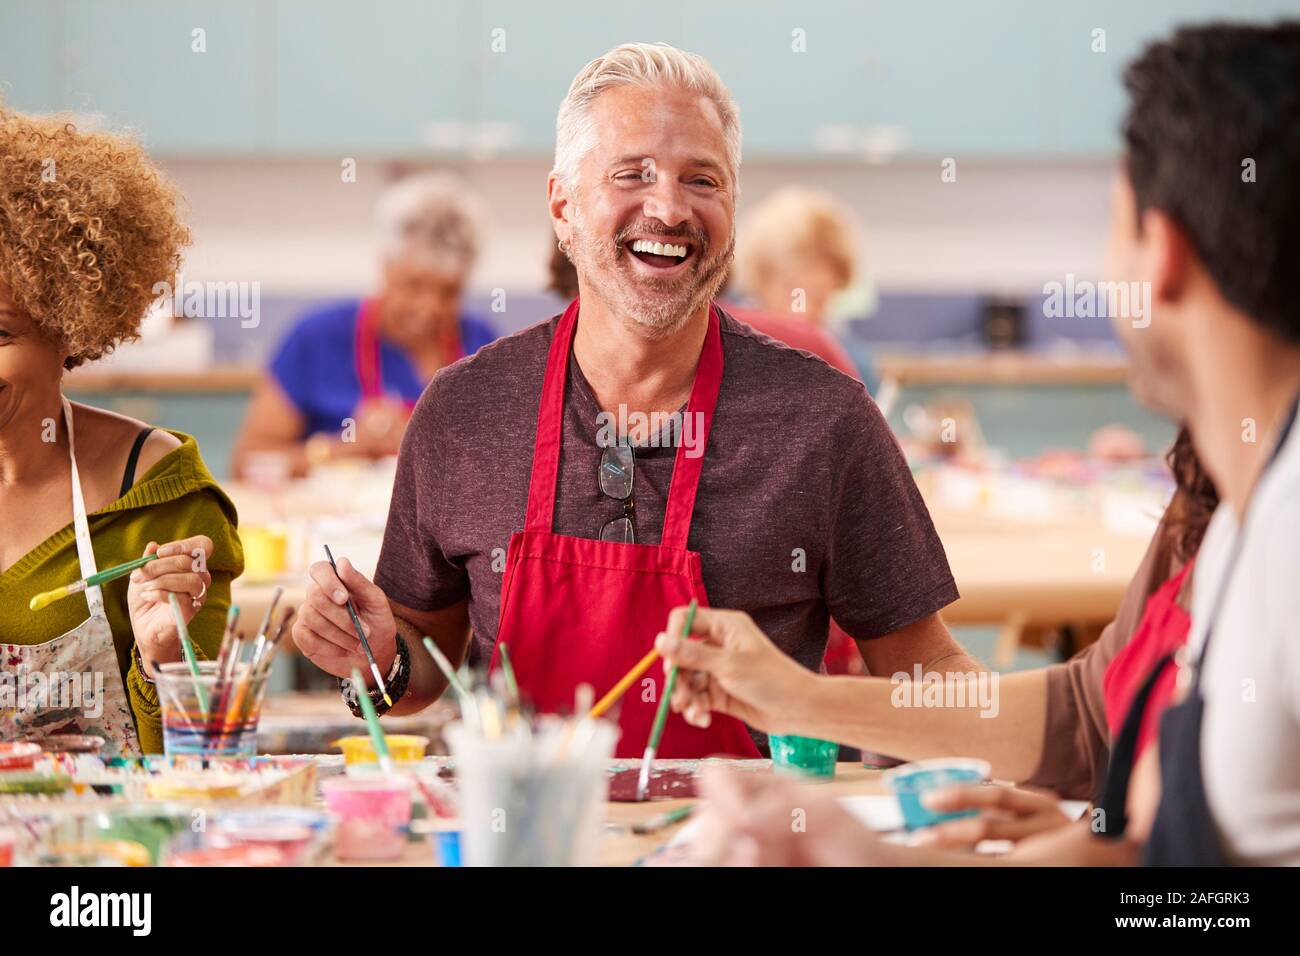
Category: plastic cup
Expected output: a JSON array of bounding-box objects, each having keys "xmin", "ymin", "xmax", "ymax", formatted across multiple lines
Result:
[
  {"xmin": 434, "ymin": 829, "xmax": 462, "ymax": 867},
  {"xmin": 445, "ymin": 719, "xmax": 617, "ymax": 867},
  {"xmin": 322, "ymin": 776, "xmax": 412, "ymax": 862},
  {"xmin": 769, "ymin": 734, "xmax": 839, "ymax": 779},
  {"xmin": 155, "ymin": 660, "xmax": 269, "ymax": 760},
  {"xmin": 885, "ymin": 758, "xmax": 992, "ymax": 830}
]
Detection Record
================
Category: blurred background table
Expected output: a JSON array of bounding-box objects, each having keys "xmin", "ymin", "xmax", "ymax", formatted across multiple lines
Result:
[{"xmin": 229, "ymin": 449, "xmax": 1164, "ymax": 680}]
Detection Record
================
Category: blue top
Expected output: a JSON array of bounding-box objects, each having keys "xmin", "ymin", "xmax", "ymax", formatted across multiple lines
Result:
[{"xmin": 269, "ymin": 299, "xmax": 497, "ymax": 438}]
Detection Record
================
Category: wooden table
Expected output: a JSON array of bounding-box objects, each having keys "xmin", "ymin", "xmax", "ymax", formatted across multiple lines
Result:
[
  {"xmin": 332, "ymin": 763, "xmax": 885, "ymax": 867},
  {"xmin": 874, "ymin": 351, "xmax": 1131, "ymax": 387}
]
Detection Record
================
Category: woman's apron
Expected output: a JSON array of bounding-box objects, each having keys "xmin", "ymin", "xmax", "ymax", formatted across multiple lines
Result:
[
  {"xmin": 0, "ymin": 398, "xmax": 141, "ymax": 757},
  {"xmin": 1097, "ymin": 395, "xmax": 1297, "ymax": 865},
  {"xmin": 1100, "ymin": 561, "xmax": 1193, "ymax": 762},
  {"xmin": 488, "ymin": 299, "xmax": 761, "ymax": 760},
  {"xmin": 354, "ymin": 297, "xmax": 460, "ymax": 409}
]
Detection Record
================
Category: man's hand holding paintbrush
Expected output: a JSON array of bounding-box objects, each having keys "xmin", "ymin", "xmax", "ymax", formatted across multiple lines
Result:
[
  {"xmin": 293, "ymin": 547, "xmax": 474, "ymax": 715},
  {"xmin": 293, "ymin": 550, "xmax": 399, "ymax": 688}
]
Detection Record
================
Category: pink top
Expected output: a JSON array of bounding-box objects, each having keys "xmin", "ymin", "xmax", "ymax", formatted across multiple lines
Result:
[{"xmin": 722, "ymin": 305, "xmax": 859, "ymax": 379}]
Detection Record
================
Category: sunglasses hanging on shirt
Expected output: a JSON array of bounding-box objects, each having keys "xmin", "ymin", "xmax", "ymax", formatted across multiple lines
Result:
[{"xmin": 598, "ymin": 442, "xmax": 636, "ymax": 543}]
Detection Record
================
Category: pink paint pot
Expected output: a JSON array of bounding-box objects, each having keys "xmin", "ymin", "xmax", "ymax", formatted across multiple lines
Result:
[{"xmin": 322, "ymin": 776, "xmax": 412, "ymax": 862}]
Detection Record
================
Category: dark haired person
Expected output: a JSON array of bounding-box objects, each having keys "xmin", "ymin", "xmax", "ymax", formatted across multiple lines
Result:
[
  {"xmin": 1094, "ymin": 20, "xmax": 1300, "ymax": 866},
  {"xmin": 659, "ymin": 22, "xmax": 1300, "ymax": 865}
]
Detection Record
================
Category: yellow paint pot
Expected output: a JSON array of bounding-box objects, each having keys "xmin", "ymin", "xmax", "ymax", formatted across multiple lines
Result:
[{"xmin": 332, "ymin": 735, "xmax": 428, "ymax": 766}]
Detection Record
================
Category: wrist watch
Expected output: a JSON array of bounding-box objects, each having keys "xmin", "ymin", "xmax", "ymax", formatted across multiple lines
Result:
[{"xmin": 339, "ymin": 633, "xmax": 410, "ymax": 718}]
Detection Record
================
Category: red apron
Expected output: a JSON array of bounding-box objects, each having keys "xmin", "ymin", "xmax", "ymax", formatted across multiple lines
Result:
[
  {"xmin": 1101, "ymin": 560, "xmax": 1194, "ymax": 763},
  {"xmin": 488, "ymin": 299, "xmax": 761, "ymax": 759},
  {"xmin": 354, "ymin": 298, "xmax": 461, "ymax": 407}
]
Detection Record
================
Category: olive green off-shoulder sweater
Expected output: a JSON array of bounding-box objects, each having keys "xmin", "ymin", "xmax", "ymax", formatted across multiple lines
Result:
[{"xmin": 0, "ymin": 432, "xmax": 244, "ymax": 753}]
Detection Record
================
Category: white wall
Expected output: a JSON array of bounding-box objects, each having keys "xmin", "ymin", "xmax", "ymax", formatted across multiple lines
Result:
[{"xmin": 164, "ymin": 157, "xmax": 1117, "ymax": 298}]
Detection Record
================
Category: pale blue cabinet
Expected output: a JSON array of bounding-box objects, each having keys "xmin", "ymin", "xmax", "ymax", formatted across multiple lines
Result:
[
  {"xmin": 466, "ymin": 0, "xmax": 688, "ymax": 160},
  {"xmin": 1035, "ymin": 0, "xmax": 1300, "ymax": 155},
  {"xmin": 2, "ymin": 0, "xmax": 1298, "ymax": 158},
  {"xmin": 270, "ymin": 0, "xmax": 471, "ymax": 154},
  {"xmin": 0, "ymin": 1, "xmax": 59, "ymax": 112},
  {"xmin": 59, "ymin": 0, "xmax": 263, "ymax": 153}
]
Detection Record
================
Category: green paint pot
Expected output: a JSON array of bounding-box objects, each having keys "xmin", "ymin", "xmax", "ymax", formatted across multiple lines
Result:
[
  {"xmin": 95, "ymin": 804, "xmax": 197, "ymax": 865},
  {"xmin": 769, "ymin": 734, "xmax": 839, "ymax": 779}
]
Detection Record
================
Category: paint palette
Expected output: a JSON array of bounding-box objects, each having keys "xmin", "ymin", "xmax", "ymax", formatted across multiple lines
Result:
[{"xmin": 606, "ymin": 767, "xmax": 698, "ymax": 802}]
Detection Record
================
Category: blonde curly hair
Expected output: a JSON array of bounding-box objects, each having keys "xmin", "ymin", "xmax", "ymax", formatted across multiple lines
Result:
[{"xmin": 0, "ymin": 104, "xmax": 191, "ymax": 368}]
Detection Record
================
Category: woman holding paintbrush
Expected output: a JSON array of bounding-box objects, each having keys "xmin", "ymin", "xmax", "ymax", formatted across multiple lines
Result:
[{"xmin": 0, "ymin": 104, "xmax": 243, "ymax": 756}]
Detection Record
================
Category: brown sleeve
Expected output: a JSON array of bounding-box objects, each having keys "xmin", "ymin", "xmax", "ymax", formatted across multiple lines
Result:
[{"xmin": 1025, "ymin": 512, "xmax": 1183, "ymax": 799}]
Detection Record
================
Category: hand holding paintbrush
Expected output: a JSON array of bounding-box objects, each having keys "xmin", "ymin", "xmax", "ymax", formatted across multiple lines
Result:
[
  {"xmin": 292, "ymin": 546, "xmax": 400, "ymax": 697},
  {"xmin": 323, "ymin": 545, "xmax": 393, "ymax": 706},
  {"xmin": 32, "ymin": 535, "xmax": 216, "ymax": 673},
  {"xmin": 638, "ymin": 599, "xmax": 697, "ymax": 801},
  {"xmin": 126, "ymin": 536, "xmax": 216, "ymax": 671}
]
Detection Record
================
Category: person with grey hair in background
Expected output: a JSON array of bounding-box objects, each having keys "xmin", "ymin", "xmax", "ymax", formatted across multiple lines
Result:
[{"xmin": 232, "ymin": 172, "xmax": 496, "ymax": 478}]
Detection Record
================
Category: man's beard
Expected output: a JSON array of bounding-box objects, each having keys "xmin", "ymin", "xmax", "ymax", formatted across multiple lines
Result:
[{"xmin": 568, "ymin": 218, "xmax": 733, "ymax": 339}]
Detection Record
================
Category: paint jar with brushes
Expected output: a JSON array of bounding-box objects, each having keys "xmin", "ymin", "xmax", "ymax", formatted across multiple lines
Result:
[
  {"xmin": 154, "ymin": 597, "xmax": 295, "ymax": 759},
  {"xmin": 155, "ymin": 661, "xmax": 267, "ymax": 759},
  {"xmin": 445, "ymin": 715, "xmax": 617, "ymax": 866}
]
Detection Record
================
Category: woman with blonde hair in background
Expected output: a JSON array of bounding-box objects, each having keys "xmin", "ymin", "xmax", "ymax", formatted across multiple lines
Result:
[{"xmin": 733, "ymin": 185, "xmax": 878, "ymax": 391}]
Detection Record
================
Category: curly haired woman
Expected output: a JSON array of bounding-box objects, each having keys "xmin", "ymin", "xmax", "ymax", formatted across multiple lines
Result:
[{"xmin": 0, "ymin": 104, "xmax": 243, "ymax": 756}]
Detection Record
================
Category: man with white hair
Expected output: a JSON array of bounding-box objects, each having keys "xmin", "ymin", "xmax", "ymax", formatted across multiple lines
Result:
[
  {"xmin": 294, "ymin": 43, "xmax": 976, "ymax": 758},
  {"xmin": 232, "ymin": 173, "xmax": 495, "ymax": 477}
]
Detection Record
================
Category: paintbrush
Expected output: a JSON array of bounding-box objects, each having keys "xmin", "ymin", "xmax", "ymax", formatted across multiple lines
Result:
[
  {"xmin": 208, "ymin": 607, "xmax": 243, "ymax": 749},
  {"xmin": 215, "ymin": 606, "xmax": 240, "ymax": 671},
  {"xmin": 421, "ymin": 636, "xmax": 478, "ymax": 730},
  {"xmin": 351, "ymin": 666, "xmax": 395, "ymax": 776},
  {"xmin": 421, "ymin": 636, "xmax": 471, "ymax": 700},
  {"xmin": 497, "ymin": 642, "xmax": 520, "ymax": 707},
  {"xmin": 167, "ymin": 592, "xmax": 209, "ymax": 718},
  {"xmin": 245, "ymin": 587, "xmax": 283, "ymax": 675},
  {"xmin": 324, "ymin": 545, "xmax": 392, "ymax": 707},
  {"xmin": 476, "ymin": 685, "xmax": 503, "ymax": 739},
  {"xmin": 29, "ymin": 553, "xmax": 159, "ymax": 611},
  {"xmin": 219, "ymin": 603, "xmax": 294, "ymax": 753},
  {"xmin": 238, "ymin": 607, "xmax": 295, "ymax": 741},
  {"xmin": 252, "ymin": 606, "xmax": 295, "ymax": 679},
  {"xmin": 589, "ymin": 647, "xmax": 661, "ymax": 719},
  {"xmin": 553, "ymin": 683, "xmax": 596, "ymax": 763},
  {"xmin": 638, "ymin": 599, "xmax": 697, "ymax": 801},
  {"xmin": 631, "ymin": 803, "xmax": 696, "ymax": 835}
]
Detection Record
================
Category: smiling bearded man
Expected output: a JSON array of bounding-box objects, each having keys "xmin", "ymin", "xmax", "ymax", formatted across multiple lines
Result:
[{"xmin": 294, "ymin": 42, "xmax": 977, "ymax": 758}]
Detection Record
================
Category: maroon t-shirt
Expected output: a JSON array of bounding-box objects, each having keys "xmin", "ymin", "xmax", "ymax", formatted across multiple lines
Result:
[{"xmin": 375, "ymin": 308, "xmax": 957, "ymax": 695}]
